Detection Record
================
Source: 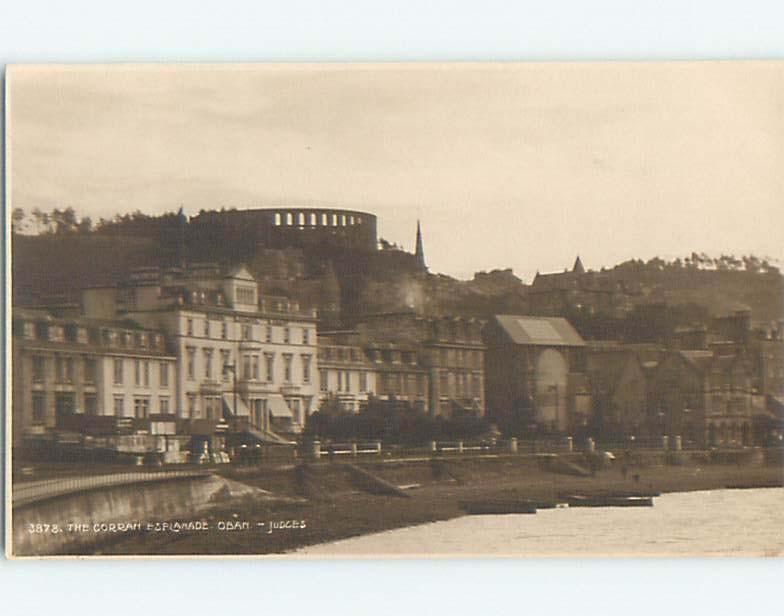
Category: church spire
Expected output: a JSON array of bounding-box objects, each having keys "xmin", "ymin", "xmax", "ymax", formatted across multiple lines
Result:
[
  {"xmin": 415, "ymin": 219, "xmax": 426, "ymax": 270},
  {"xmin": 572, "ymin": 255, "xmax": 585, "ymax": 274}
]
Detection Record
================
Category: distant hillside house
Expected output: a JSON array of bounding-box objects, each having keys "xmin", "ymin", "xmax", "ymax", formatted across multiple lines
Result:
[
  {"xmin": 529, "ymin": 256, "xmax": 639, "ymax": 319},
  {"xmin": 482, "ymin": 315, "xmax": 589, "ymax": 434}
]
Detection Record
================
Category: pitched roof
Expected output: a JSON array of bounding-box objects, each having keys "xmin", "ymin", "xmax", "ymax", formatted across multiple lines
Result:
[
  {"xmin": 679, "ymin": 350, "xmax": 714, "ymax": 374},
  {"xmin": 493, "ymin": 315, "xmax": 585, "ymax": 347}
]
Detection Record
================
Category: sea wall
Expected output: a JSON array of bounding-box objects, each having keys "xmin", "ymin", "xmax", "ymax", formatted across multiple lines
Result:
[{"xmin": 12, "ymin": 475, "xmax": 234, "ymax": 556}]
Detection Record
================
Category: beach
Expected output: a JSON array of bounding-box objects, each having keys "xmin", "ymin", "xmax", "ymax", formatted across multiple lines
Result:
[{"xmin": 91, "ymin": 452, "xmax": 784, "ymax": 556}]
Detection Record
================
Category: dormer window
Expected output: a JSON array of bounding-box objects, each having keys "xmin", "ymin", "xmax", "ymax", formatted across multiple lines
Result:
[
  {"xmin": 35, "ymin": 322, "xmax": 48, "ymax": 340},
  {"xmin": 49, "ymin": 326, "xmax": 65, "ymax": 343},
  {"xmin": 64, "ymin": 324, "xmax": 78, "ymax": 343},
  {"xmin": 236, "ymin": 286, "xmax": 256, "ymax": 305}
]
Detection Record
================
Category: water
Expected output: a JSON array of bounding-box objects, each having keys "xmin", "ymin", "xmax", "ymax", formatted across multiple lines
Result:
[{"xmin": 298, "ymin": 488, "xmax": 784, "ymax": 557}]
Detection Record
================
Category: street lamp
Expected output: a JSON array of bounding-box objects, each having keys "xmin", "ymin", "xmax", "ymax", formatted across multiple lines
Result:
[{"xmin": 223, "ymin": 362, "xmax": 238, "ymax": 428}]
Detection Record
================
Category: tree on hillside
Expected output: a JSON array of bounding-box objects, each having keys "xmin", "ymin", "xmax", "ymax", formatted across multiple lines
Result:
[{"xmin": 11, "ymin": 208, "xmax": 25, "ymax": 234}]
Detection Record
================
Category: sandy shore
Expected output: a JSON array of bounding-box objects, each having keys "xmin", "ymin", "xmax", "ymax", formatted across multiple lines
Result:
[{"xmin": 93, "ymin": 454, "xmax": 784, "ymax": 556}]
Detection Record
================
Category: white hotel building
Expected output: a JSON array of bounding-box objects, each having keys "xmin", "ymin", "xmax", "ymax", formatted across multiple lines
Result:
[{"xmin": 81, "ymin": 263, "xmax": 319, "ymax": 441}]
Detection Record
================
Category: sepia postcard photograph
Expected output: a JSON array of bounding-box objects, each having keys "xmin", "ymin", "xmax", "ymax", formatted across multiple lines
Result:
[{"xmin": 5, "ymin": 61, "xmax": 784, "ymax": 559}]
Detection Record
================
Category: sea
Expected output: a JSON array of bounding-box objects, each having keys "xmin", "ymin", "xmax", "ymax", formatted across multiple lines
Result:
[{"xmin": 297, "ymin": 488, "xmax": 784, "ymax": 557}]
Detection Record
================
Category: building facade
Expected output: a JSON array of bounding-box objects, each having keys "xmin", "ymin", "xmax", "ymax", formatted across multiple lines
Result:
[
  {"xmin": 82, "ymin": 263, "xmax": 319, "ymax": 439},
  {"xmin": 356, "ymin": 312, "xmax": 485, "ymax": 417},
  {"xmin": 12, "ymin": 309, "xmax": 176, "ymax": 450},
  {"xmin": 317, "ymin": 336, "xmax": 378, "ymax": 413},
  {"xmin": 647, "ymin": 350, "xmax": 754, "ymax": 447},
  {"xmin": 483, "ymin": 315, "xmax": 588, "ymax": 433},
  {"xmin": 586, "ymin": 350, "xmax": 647, "ymax": 439}
]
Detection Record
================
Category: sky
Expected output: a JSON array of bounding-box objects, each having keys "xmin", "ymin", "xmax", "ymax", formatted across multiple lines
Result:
[{"xmin": 7, "ymin": 62, "xmax": 784, "ymax": 282}]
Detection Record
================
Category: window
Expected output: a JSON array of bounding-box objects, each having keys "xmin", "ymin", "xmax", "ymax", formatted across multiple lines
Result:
[
  {"xmin": 114, "ymin": 359, "xmax": 124, "ymax": 385},
  {"xmin": 55, "ymin": 392, "xmax": 75, "ymax": 418},
  {"xmin": 439, "ymin": 371, "xmax": 449, "ymax": 394},
  {"xmin": 302, "ymin": 328, "xmax": 310, "ymax": 346},
  {"xmin": 289, "ymin": 398, "xmax": 302, "ymax": 424},
  {"xmin": 266, "ymin": 325, "xmax": 273, "ymax": 343},
  {"xmin": 252, "ymin": 355, "xmax": 260, "ymax": 381},
  {"xmin": 283, "ymin": 354, "xmax": 293, "ymax": 383},
  {"xmin": 220, "ymin": 350, "xmax": 231, "ymax": 380},
  {"xmin": 360, "ymin": 371, "xmax": 368, "ymax": 393},
  {"xmin": 32, "ymin": 356, "xmax": 45, "ymax": 383},
  {"xmin": 236, "ymin": 286, "xmax": 256, "ymax": 305},
  {"xmin": 204, "ymin": 348, "xmax": 213, "ymax": 379},
  {"xmin": 187, "ymin": 394, "xmax": 197, "ymax": 418},
  {"xmin": 344, "ymin": 371, "xmax": 352, "ymax": 392},
  {"xmin": 65, "ymin": 357, "xmax": 74, "ymax": 383},
  {"xmin": 84, "ymin": 394, "xmax": 97, "ymax": 416},
  {"xmin": 472, "ymin": 375, "xmax": 481, "ymax": 398},
  {"xmin": 160, "ymin": 362, "xmax": 169, "ymax": 387},
  {"xmin": 283, "ymin": 327, "xmax": 290, "ymax": 344},
  {"xmin": 243, "ymin": 354, "xmax": 252, "ymax": 380},
  {"xmin": 113, "ymin": 396, "xmax": 124, "ymax": 417},
  {"xmin": 204, "ymin": 319, "xmax": 210, "ymax": 338},
  {"xmin": 159, "ymin": 397, "xmax": 170, "ymax": 414},
  {"xmin": 134, "ymin": 397, "xmax": 150, "ymax": 418},
  {"xmin": 221, "ymin": 321, "xmax": 228, "ymax": 339},
  {"xmin": 337, "ymin": 370, "xmax": 343, "ymax": 392},
  {"xmin": 186, "ymin": 347, "xmax": 196, "ymax": 380},
  {"xmin": 143, "ymin": 360, "xmax": 150, "ymax": 387},
  {"xmin": 242, "ymin": 324, "xmax": 253, "ymax": 340},
  {"xmin": 302, "ymin": 355, "xmax": 311, "ymax": 384},
  {"xmin": 204, "ymin": 396, "xmax": 220, "ymax": 420},
  {"xmin": 134, "ymin": 360, "xmax": 141, "ymax": 386},
  {"xmin": 186, "ymin": 318, "xmax": 194, "ymax": 336},
  {"xmin": 265, "ymin": 354, "xmax": 275, "ymax": 383},
  {"xmin": 84, "ymin": 358, "xmax": 97, "ymax": 384},
  {"xmin": 320, "ymin": 370, "xmax": 328, "ymax": 392},
  {"xmin": 32, "ymin": 393, "xmax": 46, "ymax": 423},
  {"xmin": 55, "ymin": 356, "xmax": 65, "ymax": 384},
  {"xmin": 35, "ymin": 322, "xmax": 48, "ymax": 340}
]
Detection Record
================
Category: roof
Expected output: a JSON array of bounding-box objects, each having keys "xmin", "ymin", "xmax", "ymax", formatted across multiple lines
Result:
[
  {"xmin": 679, "ymin": 350, "xmax": 714, "ymax": 373},
  {"xmin": 493, "ymin": 315, "xmax": 585, "ymax": 347}
]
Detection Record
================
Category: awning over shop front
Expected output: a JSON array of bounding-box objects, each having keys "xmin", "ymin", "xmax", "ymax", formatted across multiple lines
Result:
[
  {"xmin": 222, "ymin": 393, "xmax": 250, "ymax": 417},
  {"xmin": 268, "ymin": 394, "xmax": 293, "ymax": 418}
]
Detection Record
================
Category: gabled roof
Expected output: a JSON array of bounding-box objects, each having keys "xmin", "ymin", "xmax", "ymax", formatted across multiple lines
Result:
[
  {"xmin": 586, "ymin": 351, "xmax": 643, "ymax": 398},
  {"xmin": 679, "ymin": 350, "xmax": 714, "ymax": 374},
  {"xmin": 493, "ymin": 315, "xmax": 585, "ymax": 347},
  {"xmin": 530, "ymin": 270, "xmax": 578, "ymax": 292},
  {"xmin": 223, "ymin": 264, "xmax": 255, "ymax": 280}
]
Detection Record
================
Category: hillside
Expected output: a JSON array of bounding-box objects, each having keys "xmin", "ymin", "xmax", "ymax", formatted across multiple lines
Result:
[
  {"xmin": 12, "ymin": 234, "xmax": 160, "ymax": 306},
  {"xmin": 11, "ymin": 230, "xmax": 782, "ymax": 328}
]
